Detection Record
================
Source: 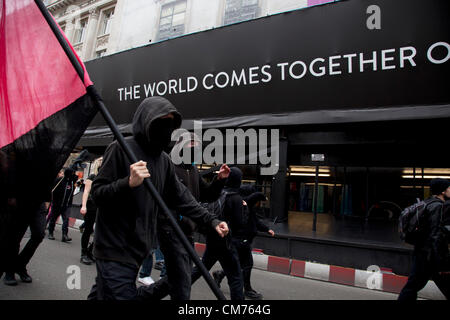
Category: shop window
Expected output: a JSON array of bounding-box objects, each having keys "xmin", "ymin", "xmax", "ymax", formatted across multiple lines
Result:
[
  {"xmin": 224, "ymin": 0, "xmax": 260, "ymax": 26},
  {"xmin": 158, "ymin": 0, "xmax": 187, "ymax": 41}
]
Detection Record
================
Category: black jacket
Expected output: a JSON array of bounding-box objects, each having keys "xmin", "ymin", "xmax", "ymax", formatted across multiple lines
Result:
[
  {"xmin": 174, "ymin": 163, "xmax": 225, "ymax": 235},
  {"xmin": 243, "ymin": 192, "xmax": 270, "ymax": 240},
  {"xmin": 416, "ymin": 197, "xmax": 449, "ymax": 270},
  {"xmin": 91, "ymin": 97, "xmax": 220, "ymax": 267},
  {"xmin": 51, "ymin": 171, "xmax": 77, "ymax": 210}
]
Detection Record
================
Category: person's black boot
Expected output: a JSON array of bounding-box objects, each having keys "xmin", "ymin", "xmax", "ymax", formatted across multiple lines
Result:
[
  {"xmin": 3, "ymin": 272, "xmax": 18, "ymax": 286},
  {"xmin": 80, "ymin": 249, "xmax": 94, "ymax": 265},
  {"xmin": 212, "ymin": 270, "xmax": 225, "ymax": 288},
  {"xmin": 48, "ymin": 232, "xmax": 55, "ymax": 240},
  {"xmin": 62, "ymin": 234, "xmax": 72, "ymax": 242},
  {"xmin": 244, "ymin": 288, "xmax": 263, "ymax": 300},
  {"xmin": 16, "ymin": 269, "xmax": 32, "ymax": 283}
]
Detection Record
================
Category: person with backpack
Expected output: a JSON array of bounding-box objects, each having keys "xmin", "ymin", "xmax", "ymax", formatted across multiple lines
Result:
[
  {"xmin": 398, "ymin": 178, "xmax": 450, "ymax": 300},
  {"xmin": 182, "ymin": 167, "xmax": 245, "ymax": 300},
  {"xmin": 212, "ymin": 184, "xmax": 275, "ymax": 299}
]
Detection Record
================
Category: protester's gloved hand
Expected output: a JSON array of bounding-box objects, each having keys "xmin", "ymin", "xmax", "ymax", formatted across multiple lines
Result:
[
  {"xmin": 129, "ymin": 161, "xmax": 151, "ymax": 188},
  {"xmin": 215, "ymin": 221, "xmax": 229, "ymax": 238}
]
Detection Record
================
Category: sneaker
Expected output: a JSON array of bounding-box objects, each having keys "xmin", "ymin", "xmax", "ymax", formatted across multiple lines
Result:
[
  {"xmin": 80, "ymin": 255, "xmax": 94, "ymax": 265},
  {"xmin": 48, "ymin": 232, "xmax": 55, "ymax": 240},
  {"xmin": 138, "ymin": 276, "xmax": 155, "ymax": 286},
  {"xmin": 16, "ymin": 270, "xmax": 32, "ymax": 283},
  {"xmin": 3, "ymin": 272, "xmax": 18, "ymax": 286},
  {"xmin": 62, "ymin": 234, "xmax": 72, "ymax": 242},
  {"xmin": 244, "ymin": 289, "xmax": 263, "ymax": 300}
]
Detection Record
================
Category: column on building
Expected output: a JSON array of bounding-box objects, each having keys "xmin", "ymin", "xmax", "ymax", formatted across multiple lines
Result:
[
  {"xmin": 82, "ymin": 8, "xmax": 101, "ymax": 60},
  {"xmin": 269, "ymin": 137, "xmax": 288, "ymax": 222}
]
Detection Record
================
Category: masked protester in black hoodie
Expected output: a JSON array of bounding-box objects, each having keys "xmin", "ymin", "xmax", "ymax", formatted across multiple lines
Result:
[
  {"xmin": 137, "ymin": 132, "xmax": 230, "ymax": 300},
  {"xmin": 187, "ymin": 167, "xmax": 246, "ymax": 300},
  {"xmin": 88, "ymin": 97, "xmax": 229, "ymax": 300},
  {"xmin": 212, "ymin": 169, "xmax": 275, "ymax": 300}
]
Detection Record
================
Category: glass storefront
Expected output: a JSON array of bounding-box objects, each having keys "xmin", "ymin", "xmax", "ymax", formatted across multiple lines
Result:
[{"xmin": 286, "ymin": 166, "xmax": 450, "ymax": 244}]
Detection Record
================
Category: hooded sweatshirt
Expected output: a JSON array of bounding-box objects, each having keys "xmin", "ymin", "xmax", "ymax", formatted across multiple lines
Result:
[{"xmin": 91, "ymin": 97, "xmax": 220, "ymax": 267}]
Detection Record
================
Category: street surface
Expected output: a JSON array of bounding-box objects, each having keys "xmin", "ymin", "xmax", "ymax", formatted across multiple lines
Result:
[{"xmin": 0, "ymin": 226, "xmax": 400, "ymax": 300}]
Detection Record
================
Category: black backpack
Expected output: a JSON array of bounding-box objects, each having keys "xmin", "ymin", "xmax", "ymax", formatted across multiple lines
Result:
[
  {"xmin": 200, "ymin": 190, "xmax": 232, "ymax": 220},
  {"xmin": 399, "ymin": 198, "xmax": 437, "ymax": 245}
]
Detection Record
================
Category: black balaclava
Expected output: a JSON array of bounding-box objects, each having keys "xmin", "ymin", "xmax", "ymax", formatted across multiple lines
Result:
[
  {"xmin": 132, "ymin": 97, "xmax": 182, "ymax": 154},
  {"xmin": 225, "ymin": 167, "xmax": 243, "ymax": 190},
  {"xmin": 148, "ymin": 117, "xmax": 175, "ymax": 153}
]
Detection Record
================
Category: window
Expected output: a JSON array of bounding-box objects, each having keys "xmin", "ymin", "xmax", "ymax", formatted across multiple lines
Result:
[
  {"xmin": 99, "ymin": 8, "xmax": 114, "ymax": 36},
  {"xmin": 224, "ymin": 0, "xmax": 259, "ymax": 26},
  {"xmin": 74, "ymin": 18, "xmax": 88, "ymax": 44},
  {"xmin": 96, "ymin": 49, "xmax": 107, "ymax": 58},
  {"xmin": 157, "ymin": 0, "xmax": 187, "ymax": 41}
]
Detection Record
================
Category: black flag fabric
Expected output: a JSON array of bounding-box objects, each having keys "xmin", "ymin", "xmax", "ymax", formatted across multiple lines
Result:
[{"xmin": 0, "ymin": 0, "xmax": 98, "ymax": 273}]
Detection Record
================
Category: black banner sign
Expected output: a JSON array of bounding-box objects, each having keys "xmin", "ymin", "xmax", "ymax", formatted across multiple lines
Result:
[{"xmin": 85, "ymin": 0, "xmax": 450, "ymax": 132}]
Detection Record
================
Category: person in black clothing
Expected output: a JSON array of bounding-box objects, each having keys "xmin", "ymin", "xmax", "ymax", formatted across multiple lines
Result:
[
  {"xmin": 87, "ymin": 97, "xmax": 229, "ymax": 300},
  {"xmin": 80, "ymin": 159, "xmax": 102, "ymax": 265},
  {"xmin": 139, "ymin": 132, "xmax": 230, "ymax": 300},
  {"xmin": 212, "ymin": 175, "xmax": 275, "ymax": 299},
  {"xmin": 47, "ymin": 167, "xmax": 77, "ymax": 242},
  {"xmin": 398, "ymin": 178, "xmax": 450, "ymax": 300},
  {"xmin": 188, "ymin": 167, "xmax": 252, "ymax": 300},
  {"xmin": 1, "ymin": 151, "xmax": 51, "ymax": 285}
]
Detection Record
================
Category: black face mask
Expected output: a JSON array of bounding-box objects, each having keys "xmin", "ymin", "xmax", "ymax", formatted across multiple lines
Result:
[{"xmin": 148, "ymin": 118, "xmax": 175, "ymax": 153}]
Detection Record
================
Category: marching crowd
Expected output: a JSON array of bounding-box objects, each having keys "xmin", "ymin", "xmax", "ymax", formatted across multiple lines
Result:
[{"xmin": 0, "ymin": 96, "xmax": 448, "ymax": 301}]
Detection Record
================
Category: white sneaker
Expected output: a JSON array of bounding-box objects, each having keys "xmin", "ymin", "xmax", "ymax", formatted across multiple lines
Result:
[{"xmin": 138, "ymin": 276, "xmax": 155, "ymax": 286}]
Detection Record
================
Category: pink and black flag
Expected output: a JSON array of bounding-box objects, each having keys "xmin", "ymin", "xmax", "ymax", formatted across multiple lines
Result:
[{"xmin": 0, "ymin": 0, "xmax": 97, "ymax": 247}]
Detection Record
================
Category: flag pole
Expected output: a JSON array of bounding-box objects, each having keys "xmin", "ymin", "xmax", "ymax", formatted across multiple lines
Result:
[{"xmin": 34, "ymin": 0, "xmax": 226, "ymax": 301}]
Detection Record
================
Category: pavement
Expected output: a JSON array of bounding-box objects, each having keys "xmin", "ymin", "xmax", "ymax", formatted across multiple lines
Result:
[{"xmin": 0, "ymin": 221, "xmax": 444, "ymax": 300}]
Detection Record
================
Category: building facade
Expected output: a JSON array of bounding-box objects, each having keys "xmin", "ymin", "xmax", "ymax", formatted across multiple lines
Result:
[
  {"xmin": 45, "ymin": 0, "xmax": 332, "ymax": 62},
  {"xmin": 46, "ymin": 0, "xmax": 450, "ymax": 275}
]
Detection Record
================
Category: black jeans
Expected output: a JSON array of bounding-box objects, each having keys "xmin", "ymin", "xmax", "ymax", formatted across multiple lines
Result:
[
  {"xmin": 191, "ymin": 237, "xmax": 244, "ymax": 300},
  {"xmin": 3, "ymin": 202, "xmax": 46, "ymax": 273},
  {"xmin": 81, "ymin": 207, "xmax": 96, "ymax": 251},
  {"xmin": 158, "ymin": 223, "xmax": 193, "ymax": 300},
  {"xmin": 47, "ymin": 205, "xmax": 70, "ymax": 235},
  {"xmin": 16, "ymin": 203, "xmax": 47, "ymax": 271},
  {"xmin": 398, "ymin": 251, "xmax": 450, "ymax": 300},
  {"xmin": 232, "ymin": 238, "xmax": 254, "ymax": 291},
  {"xmin": 88, "ymin": 259, "xmax": 139, "ymax": 300}
]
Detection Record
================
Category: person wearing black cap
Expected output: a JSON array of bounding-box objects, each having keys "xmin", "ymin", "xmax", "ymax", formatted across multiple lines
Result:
[{"xmin": 398, "ymin": 178, "xmax": 450, "ymax": 300}]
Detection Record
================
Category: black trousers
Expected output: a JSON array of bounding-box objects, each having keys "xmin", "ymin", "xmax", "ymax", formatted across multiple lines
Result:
[
  {"xmin": 16, "ymin": 203, "xmax": 47, "ymax": 271},
  {"xmin": 88, "ymin": 259, "xmax": 139, "ymax": 300},
  {"xmin": 3, "ymin": 202, "xmax": 46, "ymax": 273},
  {"xmin": 398, "ymin": 251, "xmax": 450, "ymax": 300},
  {"xmin": 232, "ymin": 238, "xmax": 254, "ymax": 291},
  {"xmin": 157, "ymin": 223, "xmax": 193, "ymax": 300},
  {"xmin": 87, "ymin": 259, "xmax": 171, "ymax": 300},
  {"xmin": 81, "ymin": 208, "xmax": 96, "ymax": 251},
  {"xmin": 191, "ymin": 237, "xmax": 244, "ymax": 300},
  {"xmin": 47, "ymin": 205, "xmax": 70, "ymax": 235}
]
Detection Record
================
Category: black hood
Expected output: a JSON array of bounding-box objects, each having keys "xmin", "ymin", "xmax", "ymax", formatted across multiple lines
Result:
[
  {"xmin": 226, "ymin": 167, "xmax": 243, "ymax": 189},
  {"xmin": 132, "ymin": 97, "xmax": 182, "ymax": 151}
]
